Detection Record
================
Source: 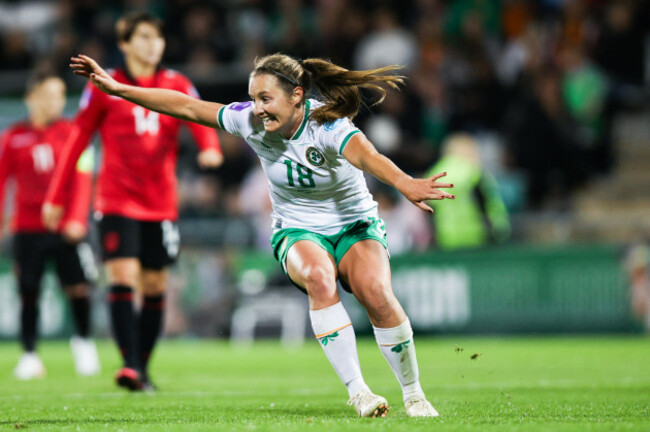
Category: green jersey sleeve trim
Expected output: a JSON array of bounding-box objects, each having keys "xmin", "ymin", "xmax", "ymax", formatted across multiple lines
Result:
[
  {"xmin": 290, "ymin": 100, "xmax": 311, "ymax": 140},
  {"xmin": 339, "ymin": 130, "xmax": 361, "ymax": 154},
  {"xmin": 217, "ymin": 106, "xmax": 226, "ymax": 130}
]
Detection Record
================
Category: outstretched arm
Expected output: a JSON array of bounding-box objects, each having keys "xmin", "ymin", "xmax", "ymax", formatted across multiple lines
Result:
[
  {"xmin": 70, "ymin": 55, "xmax": 224, "ymax": 128},
  {"xmin": 343, "ymin": 133, "xmax": 454, "ymax": 213}
]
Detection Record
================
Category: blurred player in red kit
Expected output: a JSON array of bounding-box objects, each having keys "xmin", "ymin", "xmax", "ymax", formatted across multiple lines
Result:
[
  {"xmin": 43, "ymin": 11, "xmax": 223, "ymax": 391},
  {"xmin": 0, "ymin": 68, "xmax": 99, "ymax": 380}
]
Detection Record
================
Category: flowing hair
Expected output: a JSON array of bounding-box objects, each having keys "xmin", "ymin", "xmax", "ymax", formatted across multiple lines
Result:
[{"xmin": 253, "ymin": 53, "xmax": 404, "ymax": 123}]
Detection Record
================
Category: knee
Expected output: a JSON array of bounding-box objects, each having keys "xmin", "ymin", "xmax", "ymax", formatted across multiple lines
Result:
[
  {"xmin": 106, "ymin": 259, "xmax": 140, "ymax": 287},
  {"xmin": 142, "ymin": 280, "xmax": 166, "ymax": 296},
  {"xmin": 302, "ymin": 265, "xmax": 337, "ymax": 302},
  {"xmin": 355, "ymin": 276, "xmax": 394, "ymax": 308},
  {"xmin": 141, "ymin": 272, "xmax": 167, "ymax": 296},
  {"xmin": 65, "ymin": 283, "xmax": 90, "ymax": 298},
  {"xmin": 110, "ymin": 276, "xmax": 138, "ymax": 288}
]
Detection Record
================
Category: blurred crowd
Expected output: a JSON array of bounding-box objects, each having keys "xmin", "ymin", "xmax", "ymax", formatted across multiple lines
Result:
[{"xmin": 1, "ymin": 0, "xmax": 649, "ymax": 252}]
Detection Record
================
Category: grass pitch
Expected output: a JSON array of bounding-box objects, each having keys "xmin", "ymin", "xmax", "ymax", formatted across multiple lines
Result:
[{"xmin": 0, "ymin": 336, "xmax": 648, "ymax": 431}]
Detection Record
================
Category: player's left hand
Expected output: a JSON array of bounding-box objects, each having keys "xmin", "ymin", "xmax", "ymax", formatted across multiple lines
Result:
[
  {"xmin": 61, "ymin": 221, "xmax": 87, "ymax": 243},
  {"xmin": 197, "ymin": 149, "xmax": 223, "ymax": 169},
  {"xmin": 42, "ymin": 202, "xmax": 64, "ymax": 231},
  {"xmin": 396, "ymin": 171, "xmax": 455, "ymax": 213}
]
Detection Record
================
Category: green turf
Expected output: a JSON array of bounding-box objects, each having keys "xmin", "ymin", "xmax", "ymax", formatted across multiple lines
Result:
[{"xmin": 0, "ymin": 336, "xmax": 648, "ymax": 431}]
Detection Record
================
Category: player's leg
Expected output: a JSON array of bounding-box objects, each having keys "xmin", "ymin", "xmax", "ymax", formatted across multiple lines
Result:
[
  {"xmin": 338, "ymin": 238, "xmax": 439, "ymax": 417},
  {"xmin": 65, "ymin": 283, "xmax": 92, "ymax": 339},
  {"xmin": 106, "ymin": 257, "xmax": 141, "ymax": 388},
  {"xmin": 65, "ymin": 284, "xmax": 101, "ymax": 377},
  {"xmin": 98, "ymin": 214, "xmax": 142, "ymax": 389},
  {"xmin": 137, "ymin": 268, "xmax": 167, "ymax": 390},
  {"xmin": 136, "ymin": 219, "xmax": 179, "ymax": 390},
  {"xmin": 283, "ymin": 237, "xmax": 386, "ymax": 417},
  {"xmin": 12, "ymin": 233, "xmax": 47, "ymax": 379},
  {"xmin": 55, "ymin": 237, "xmax": 100, "ymax": 376}
]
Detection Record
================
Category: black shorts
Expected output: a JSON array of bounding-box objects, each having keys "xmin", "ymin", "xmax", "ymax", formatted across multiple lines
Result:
[
  {"xmin": 97, "ymin": 214, "xmax": 180, "ymax": 270},
  {"xmin": 13, "ymin": 232, "xmax": 97, "ymax": 288}
]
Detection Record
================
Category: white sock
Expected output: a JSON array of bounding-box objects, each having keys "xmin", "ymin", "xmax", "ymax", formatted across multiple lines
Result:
[
  {"xmin": 373, "ymin": 319, "xmax": 425, "ymax": 402},
  {"xmin": 310, "ymin": 302, "xmax": 369, "ymax": 397}
]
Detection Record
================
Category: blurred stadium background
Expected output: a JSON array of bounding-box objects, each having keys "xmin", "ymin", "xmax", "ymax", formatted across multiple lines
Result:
[{"xmin": 0, "ymin": 0, "xmax": 649, "ymax": 344}]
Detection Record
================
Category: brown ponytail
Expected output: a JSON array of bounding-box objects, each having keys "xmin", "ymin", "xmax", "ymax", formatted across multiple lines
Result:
[{"xmin": 253, "ymin": 53, "xmax": 404, "ymax": 123}]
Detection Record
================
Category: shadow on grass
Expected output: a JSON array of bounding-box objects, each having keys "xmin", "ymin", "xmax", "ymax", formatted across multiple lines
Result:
[
  {"xmin": 0, "ymin": 407, "xmax": 353, "ymax": 427},
  {"xmin": 1, "ymin": 418, "xmax": 140, "ymax": 427}
]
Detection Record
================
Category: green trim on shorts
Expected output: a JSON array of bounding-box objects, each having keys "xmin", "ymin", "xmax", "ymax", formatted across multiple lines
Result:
[{"xmin": 270, "ymin": 217, "xmax": 388, "ymax": 278}]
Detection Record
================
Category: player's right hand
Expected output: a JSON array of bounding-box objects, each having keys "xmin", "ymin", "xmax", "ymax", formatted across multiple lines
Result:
[
  {"xmin": 61, "ymin": 221, "xmax": 87, "ymax": 244},
  {"xmin": 70, "ymin": 55, "xmax": 123, "ymax": 95},
  {"xmin": 42, "ymin": 202, "xmax": 64, "ymax": 232},
  {"xmin": 197, "ymin": 148, "xmax": 224, "ymax": 169}
]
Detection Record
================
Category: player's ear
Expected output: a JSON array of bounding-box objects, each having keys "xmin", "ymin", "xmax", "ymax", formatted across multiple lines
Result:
[
  {"xmin": 292, "ymin": 86, "xmax": 304, "ymax": 107},
  {"xmin": 117, "ymin": 40, "xmax": 129, "ymax": 55}
]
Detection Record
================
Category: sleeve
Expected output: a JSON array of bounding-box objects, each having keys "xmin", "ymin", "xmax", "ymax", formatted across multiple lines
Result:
[
  {"xmin": 62, "ymin": 147, "xmax": 94, "ymax": 227},
  {"xmin": 318, "ymin": 117, "xmax": 362, "ymax": 155},
  {"xmin": 45, "ymin": 85, "xmax": 104, "ymax": 206},
  {"xmin": 0, "ymin": 131, "xmax": 13, "ymax": 230},
  {"xmin": 176, "ymin": 74, "xmax": 222, "ymax": 153},
  {"xmin": 76, "ymin": 83, "xmax": 107, "ymax": 133},
  {"xmin": 215, "ymin": 101, "xmax": 255, "ymax": 138}
]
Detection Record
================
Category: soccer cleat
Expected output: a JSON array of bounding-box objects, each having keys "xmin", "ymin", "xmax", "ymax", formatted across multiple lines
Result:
[
  {"xmin": 348, "ymin": 389, "xmax": 389, "ymax": 418},
  {"xmin": 115, "ymin": 367, "xmax": 141, "ymax": 391},
  {"xmin": 404, "ymin": 395, "xmax": 439, "ymax": 417},
  {"xmin": 70, "ymin": 337, "xmax": 101, "ymax": 376},
  {"xmin": 14, "ymin": 353, "xmax": 46, "ymax": 380},
  {"xmin": 137, "ymin": 370, "xmax": 158, "ymax": 393},
  {"xmin": 139, "ymin": 380, "xmax": 157, "ymax": 393}
]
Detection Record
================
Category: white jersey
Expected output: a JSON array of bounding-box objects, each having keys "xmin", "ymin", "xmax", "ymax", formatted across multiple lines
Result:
[{"xmin": 217, "ymin": 99, "xmax": 378, "ymax": 235}]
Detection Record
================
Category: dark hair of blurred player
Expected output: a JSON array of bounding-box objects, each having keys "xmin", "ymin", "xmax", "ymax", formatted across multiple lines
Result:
[
  {"xmin": 0, "ymin": 67, "xmax": 100, "ymax": 380},
  {"xmin": 43, "ymin": 11, "xmax": 223, "ymax": 391}
]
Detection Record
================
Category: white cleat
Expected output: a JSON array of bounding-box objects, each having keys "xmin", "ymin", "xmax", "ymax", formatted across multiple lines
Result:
[
  {"xmin": 14, "ymin": 353, "xmax": 46, "ymax": 380},
  {"xmin": 405, "ymin": 395, "xmax": 439, "ymax": 417},
  {"xmin": 70, "ymin": 336, "xmax": 101, "ymax": 376},
  {"xmin": 348, "ymin": 389, "xmax": 389, "ymax": 418}
]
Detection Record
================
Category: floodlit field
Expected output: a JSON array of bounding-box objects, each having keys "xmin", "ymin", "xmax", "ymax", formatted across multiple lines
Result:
[{"xmin": 0, "ymin": 336, "xmax": 648, "ymax": 431}]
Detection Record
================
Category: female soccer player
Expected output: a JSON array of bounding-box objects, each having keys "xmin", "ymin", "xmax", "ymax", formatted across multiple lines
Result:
[
  {"xmin": 42, "ymin": 12, "xmax": 223, "ymax": 392},
  {"xmin": 0, "ymin": 69, "xmax": 99, "ymax": 379},
  {"xmin": 68, "ymin": 52, "xmax": 454, "ymax": 417}
]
